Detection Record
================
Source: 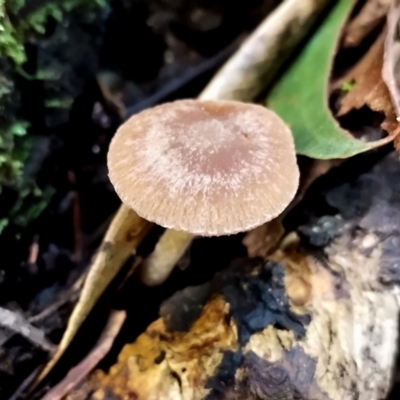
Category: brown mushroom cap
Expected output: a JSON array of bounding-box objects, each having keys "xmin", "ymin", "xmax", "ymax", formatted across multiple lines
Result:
[{"xmin": 108, "ymin": 99, "xmax": 299, "ymax": 236}]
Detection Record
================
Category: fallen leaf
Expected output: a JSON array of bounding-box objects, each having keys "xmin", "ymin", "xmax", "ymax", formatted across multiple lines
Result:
[
  {"xmin": 343, "ymin": 0, "xmax": 391, "ymax": 47},
  {"xmin": 336, "ymin": 31, "xmax": 398, "ymax": 136},
  {"xmin": 383, "ymin": 1, "xmax": 400, "ymax": 153},
  {"xmin": 243, "ymin": 157, "xmax": 341, "ymax": 260},
  {"xmin": 268, "ymin": 0, "xmax": 398, "ymax": 159},
  {"xmin": 242, "ymin": 216, "xmax": 285, "ymax": 259},
  {"xmin": 40, "ymin": 310, "xmax": 126, "ymax": 400},
  {"xmin": 383, "ymin": 1, "xmax": 400, "ymax": 119}
]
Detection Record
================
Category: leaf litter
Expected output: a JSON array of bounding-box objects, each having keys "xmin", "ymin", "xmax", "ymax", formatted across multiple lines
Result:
[
  {"xmin": 383, "ymin": 0, "xmax": 400, "ymax": 120},
  {"xmin": 343, "ymin": 0, "xmax": 391, "ymax": 47},
  {"xmin": 335, "ymin": 31, "xmax": 398, "ymax": 135},
  {"xmin": 268, "ymin": 0, "xmax": 400, "ymax": 159}
]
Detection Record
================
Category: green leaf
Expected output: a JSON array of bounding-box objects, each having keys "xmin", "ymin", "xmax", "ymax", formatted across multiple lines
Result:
[{"xmin": 267, "ymin": 0, "xmax": 393, "ymax": 159}]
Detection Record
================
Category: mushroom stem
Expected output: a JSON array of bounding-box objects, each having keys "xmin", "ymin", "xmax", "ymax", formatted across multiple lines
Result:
[{"xmin": 138, "ymin": 230, "xmax": 195, "ymax": 286}]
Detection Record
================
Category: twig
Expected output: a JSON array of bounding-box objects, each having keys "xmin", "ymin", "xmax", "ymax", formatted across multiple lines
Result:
[
  {"xmin": 7, "ymin": 366, "xmax": 42, "ymax": 400},
  {"xmin": 200, "ymin": 0, "xmax": 333, "ymax": 101},
  {"xmin": 0, "ymin": 307, "xmax": 55, "ymax": 353},
  {"xmin": 68, "ymin": 171, "xmax": 83, "ymax": 262},
  {"xmin": 28, "ymin": 235, "xmax": 39, "ymax": 265},
  {"xmin": 28, "ymin": 287, "xmax": 81, "ymax": 324},
  {"xmin": 39, "ymin": 310, "xmax": 126, "ymax": 400}
]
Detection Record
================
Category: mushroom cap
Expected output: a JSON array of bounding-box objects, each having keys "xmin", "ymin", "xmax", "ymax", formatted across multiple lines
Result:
[{"xmin": 108, "ymin": 99, "xmax": 299, "ymax": 236}]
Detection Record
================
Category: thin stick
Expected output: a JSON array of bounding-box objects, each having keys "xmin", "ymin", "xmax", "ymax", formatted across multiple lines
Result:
[
  {"xmin": 0, "ymin": 307, "xmax": 55, "ymax": 353},
  {"xmin": 39, "ymin": 310, "xmax": 126, "ymax": 400},
  {"xmin": 7, "ymin": 366, "xmax": 42, "ymax": 400},
  {"xmin": 200, "ymin": 0, "xmax": 333, "ymax": 101},
  {"xmin": 28, "ymin": 287, "xmax": 80, "ymax": 324}
]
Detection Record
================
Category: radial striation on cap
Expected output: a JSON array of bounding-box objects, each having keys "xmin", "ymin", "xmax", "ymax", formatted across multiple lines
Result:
[{"xmin": 108, "ymin": 99, "xmax": 299, "ymax": 236}]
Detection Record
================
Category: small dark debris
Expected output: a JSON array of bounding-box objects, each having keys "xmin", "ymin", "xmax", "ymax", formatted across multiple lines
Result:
[
  {"xmin": 161, "ymin": 258, "xmax": 310, "ymax": 344},
  {"xmin": 221, "ymin": 260, "xmax": 310, "ymax": 345},
  {"xmin": 204, "ymin": 351, "xmax": 243, "ymax": 400},
  {"xmin": 153, "ymin": 350, "xmax": 166, "ymax": 365},
  {"xmin": 298, "ymin": 215, "xmax": 344, "ymax": 247}
]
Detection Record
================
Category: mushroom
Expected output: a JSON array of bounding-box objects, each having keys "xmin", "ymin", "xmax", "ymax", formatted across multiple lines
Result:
[{"xmin": 107, "ymin": 99, "xmax": 299, "ymax": 285}]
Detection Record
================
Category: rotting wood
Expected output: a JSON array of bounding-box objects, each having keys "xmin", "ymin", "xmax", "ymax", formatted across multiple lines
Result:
[{"xmin": 65, "ymin": 151, "xmax": 400, "ymax": 400}]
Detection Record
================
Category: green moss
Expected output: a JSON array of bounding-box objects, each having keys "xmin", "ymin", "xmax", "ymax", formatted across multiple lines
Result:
[
  {"xmin": 45, "ymin": 96, "xmax": 74, "ymax": 109},
  {"xmin": 1, "ymin": 0, "xmax": 107, "ymax": 64},
  {"xmin": 0, "ymin": 0, "xmax": 26, "ymax": 64},
  {"xmin": 0, "ymin": 0, "xmax": 108, "ymax": 236}
]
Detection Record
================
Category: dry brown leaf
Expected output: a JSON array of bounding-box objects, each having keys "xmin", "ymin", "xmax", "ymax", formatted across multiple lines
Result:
[
  {"xmin": 383, "ymin": 0, "xmax": 400, "ymax": 116},
  {"xmin": 337, "ymin": 31, "xmax": 399, "ymax": 136},
  {"xmin": 382, "ymin": 0, "xmax": 400, "ymax": 152},
  {"xmin": 243, "ymin": 159, "xmax": 340, "ymax": 260},
  {"xmin": 383, "ymin": 1, "xmax": 400, "ymax": 111},
  {"xmin": 41, "ymin": 310, "xmax": 126, "ymax": 400},
  {"xmin": 343, "ymin": 0, "xmax": 391, "ymax": 47},
  {"xmin": 242, "ymin": 217, "xmax": 285, "ymax": 259}
]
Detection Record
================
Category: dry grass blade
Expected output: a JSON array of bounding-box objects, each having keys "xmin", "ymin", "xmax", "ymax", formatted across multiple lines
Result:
[
  {"xmin": 37, "ymin": 206, "xmax": 152, "ymax": 382},
  {"xmin": 7, "ymin": 366, "xmax": 42, "ymax": 400},
  {"xmin": 40, "ymin": 310, "xmax": 126, "ymax": 400}
]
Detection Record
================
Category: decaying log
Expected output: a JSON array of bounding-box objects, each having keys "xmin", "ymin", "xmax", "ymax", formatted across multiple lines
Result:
[{"xmin": 65, "ymin": 152, "xmax": 400, "ymax": 400}]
